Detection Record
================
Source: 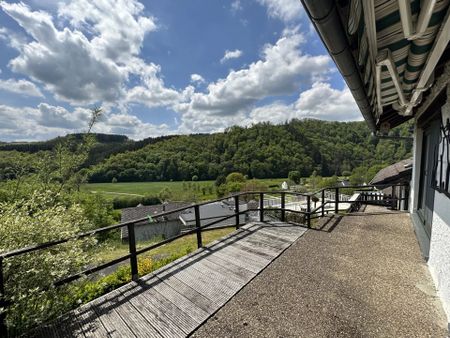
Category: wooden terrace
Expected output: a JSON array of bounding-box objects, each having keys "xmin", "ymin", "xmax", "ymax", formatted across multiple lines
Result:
[{"xmin": 32, "ymin": 222, "xmax": 306, "ymax": 337}]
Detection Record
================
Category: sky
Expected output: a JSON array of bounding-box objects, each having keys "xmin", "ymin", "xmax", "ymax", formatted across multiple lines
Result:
[{"xmin": 0, "ymin": 0, "xmax": 363, "ymax": 142}]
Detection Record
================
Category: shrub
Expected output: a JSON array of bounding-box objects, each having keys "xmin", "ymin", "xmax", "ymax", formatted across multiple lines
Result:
[
  {"xmin": 288, "ymin": 170, "xmax": 301, "ymax": 184},
  {"xmin": 226, "ymin": 172, "xmax": 246, "ymax": 184},
  {"xmin": 112, "ymin": 195, "xmax": 160, "ymax": 209},
  {"xmin": 0, "ymin": 191, "xmax": 96, "ymax": 335},
  {"xmin": 191, "ymin": 175, "xmax": 198, "ymax": 181},
  {"xmin": 111, "ymin": 177, "xmax": 118, "ymax": 183},
  {"xmin": 215, "ymin": 175, "xmax": 226, "ymax": 187}
]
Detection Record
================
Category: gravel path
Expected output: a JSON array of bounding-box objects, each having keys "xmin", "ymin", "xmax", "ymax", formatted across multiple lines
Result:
[{"xmin": 192, "ymin": 206, "xmax": 448, "ymax": 338}]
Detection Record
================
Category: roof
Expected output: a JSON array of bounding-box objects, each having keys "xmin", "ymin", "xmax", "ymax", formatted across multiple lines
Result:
[
  {"xmin": 302, "ymin": 0, "xmax": 450, "ymax": 131},
  {"xmin": 370, "ymin": 158, "xmax": 413, "ymax": 185},
  {"xmin": 179, "ymin": 202, "xmax": 246, "ymax": 228},
  {"xmin": 121, "ymin": 202, "xmax": 191, "ymax": 238},
  {"xmin": 121, "ymin": 202, "xmax": 191, "ymax": 223}
]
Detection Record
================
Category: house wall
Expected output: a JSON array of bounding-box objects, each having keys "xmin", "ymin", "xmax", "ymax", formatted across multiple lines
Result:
[
  {"xmin": 134, "ymin": 220, "xmax": 181, "ymax": 242},
  {"xmin": 411, "ymin": 81, "xmax": 450, "ymax": 321},
  {"xmin": 428, "ymin": 192, "xmax": 450, "ymax": 319}
]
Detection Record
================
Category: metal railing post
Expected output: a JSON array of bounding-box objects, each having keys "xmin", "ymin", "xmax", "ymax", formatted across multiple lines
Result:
[
  {"xmin": 0, "ymin": 257, "xmax": 8, "ymax": 338},
  {"xmin": 321, "ymin": 189, "xmax": 325, "ymax": 217},
  {"xmin": 234, "ymin": 195, "xmax": 240, "ymax": 229},
  {"xmin": 391, "ymin": 186, "xmax": 396, "ymax": 209},
  {"xmin": 259, "ymin": 192, "xmax": 264, "ymax": 222},
  {"xmin": 335, "ymin": 187, "xmax": 339, "ymax": 214},
  {"xmin": 306, "ymin": 195, "xmax": 311, "ymax": 227},
  {"xmin": 194, "ymin": 205, "xmax": 203, "ymax": 248},
  {"xmin": 127, "ymin": 223, "xmax": 139, "ymax": 281},
  {"xmin": 281, "ymin": 192, "xmax": 286, "ymax": 222}
]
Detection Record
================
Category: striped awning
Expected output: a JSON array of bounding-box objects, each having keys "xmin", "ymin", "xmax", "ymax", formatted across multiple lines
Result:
[{"xmin": 347, "ymin": 0, "xmax": 450, "ymax": 127}]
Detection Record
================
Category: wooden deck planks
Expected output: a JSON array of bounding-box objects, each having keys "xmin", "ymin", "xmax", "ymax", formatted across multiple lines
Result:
[{"xmin": 41, "ymin": 222, "xmax": 306, "ymax": 338}]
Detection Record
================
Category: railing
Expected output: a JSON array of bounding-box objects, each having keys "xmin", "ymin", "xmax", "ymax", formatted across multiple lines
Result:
[{"xmin": 0, "ymin": 183, "xmax": 409, "ymax": 336}]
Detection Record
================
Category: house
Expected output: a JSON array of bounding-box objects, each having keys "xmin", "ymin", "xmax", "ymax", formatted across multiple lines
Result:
[
  {"xmin": 121, "ymin": 202, "xmax": 190, "ymax": 242},
  {"xmin": 370, "ymin": 158, "xmax": 413, "ymax": 210},
  {"xmin": 179, "ymin": 201, "xmax": 247, "ymax": 229},
  {"xmin": 302, "ymin": 0, "xmax": 450, "ymax": 323}
]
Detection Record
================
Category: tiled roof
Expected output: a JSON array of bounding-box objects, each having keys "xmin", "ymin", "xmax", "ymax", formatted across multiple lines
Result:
[{"xmin": 370, "ymin": 159, "xmax": 413, "ymax": 185}]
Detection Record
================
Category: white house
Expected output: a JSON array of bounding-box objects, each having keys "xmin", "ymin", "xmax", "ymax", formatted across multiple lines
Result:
[{"xmin": 302, "ymin": 0, "xmax": 450, "ymax": 323}]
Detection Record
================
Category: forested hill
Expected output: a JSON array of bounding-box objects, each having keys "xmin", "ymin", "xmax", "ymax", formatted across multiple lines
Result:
[
  {"xmin": 89, "ymin": 119, "xmax": 412, "ymax": 183},
  {"xmin": 0, "ymin": 133, "xmax": 177, "ymax": 167}
]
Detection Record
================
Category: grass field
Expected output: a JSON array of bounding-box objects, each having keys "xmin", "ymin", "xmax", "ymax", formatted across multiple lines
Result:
[
  {"xmin": 94, "ymin": 227, "xmax": 235, "ymax": 264},
  {"xmin": 82, "ymin": 178, "xmax": 287, "ymax": 201}
]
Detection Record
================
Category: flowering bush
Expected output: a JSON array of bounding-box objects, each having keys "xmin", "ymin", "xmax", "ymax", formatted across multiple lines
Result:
[{"xmin": 0, "ymin": 191, "xmax": 95, "ymax": 335}]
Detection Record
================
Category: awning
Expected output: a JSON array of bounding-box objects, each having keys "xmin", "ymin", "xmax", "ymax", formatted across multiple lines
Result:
[{"xmin": 302, "ymin": 0, "xmax": 450, "ymax": 131}]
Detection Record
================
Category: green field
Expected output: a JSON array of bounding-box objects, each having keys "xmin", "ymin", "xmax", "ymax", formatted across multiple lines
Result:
[{"xmin": 82, "ymin": 178, "xmax": 287, "ymax": 201}]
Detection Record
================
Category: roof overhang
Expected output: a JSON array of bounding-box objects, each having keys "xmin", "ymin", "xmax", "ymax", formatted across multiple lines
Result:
[{"xmin": 301, "ymin": 0, "xmax": 450, "ymax": 132}]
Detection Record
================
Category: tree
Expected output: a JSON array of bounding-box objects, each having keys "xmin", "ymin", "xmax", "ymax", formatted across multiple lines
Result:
[
  {"xmin": 288, "ymin": 170, "xmax": 301, "ymax": 184},
  {"xmin": 158, "ymin": 187, "xmax": 173, "ymax": 202},
  {"xmin": 215, "ymin": 175, "xmax": 226, "ymax": 187},
  {"xmin": 226, "ymin": 172, "xmax": 246, "ymax": 184}
]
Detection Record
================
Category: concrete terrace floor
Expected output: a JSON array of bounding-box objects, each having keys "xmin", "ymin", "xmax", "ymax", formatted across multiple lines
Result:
[{"xmin": 192, "ymin": 205, "xmax": 449, "ymax": 338}]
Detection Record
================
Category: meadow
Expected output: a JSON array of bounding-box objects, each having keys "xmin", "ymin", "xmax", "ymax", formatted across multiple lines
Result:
[{"xmin": 82, "ymin": 178, "xmax": 288, "ymax": 201}]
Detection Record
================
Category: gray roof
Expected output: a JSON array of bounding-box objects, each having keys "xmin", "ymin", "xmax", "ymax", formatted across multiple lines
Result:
[
  {"xmin": 370, "ymin": 159, "xmax": 413, "ymax": 186},
  {"xmin": 180, "ymin": 202, "xmax": 246, "ymax": 228},
  {"xmin": 121, "ymin": 202, "xmax": 191, "ymax": 239},
  {"xmin": 121, "ymin": 202, "xmax": 191, "ymax": 223}
]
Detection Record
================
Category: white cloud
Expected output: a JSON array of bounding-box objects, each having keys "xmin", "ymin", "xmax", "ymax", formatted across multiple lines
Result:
[
  {"xmin": 231, "ymin": 0, "xmax": 242, "ymax": 13},
  {"xmin": 177, "ymin": 31, "xmax": 331, "ymax": 133},
  {"xmin": 126, "ymin": 60, "xmax": 193, "ymax": 108},
  {"xmin": 220, "ymin": 49, "xmax": 243, "ymax": 63},
  {"xmin": 256, "ymin": 0, "xmax": 302, "ymax": 22},
  {"xmin": 57, "ymin": 0, "xmax": 157, "ymax": 63},
  {"xmin": 190, "ymin": 74, "xmax": 205, "ymax": 85},
  {"xmin": 0, "ymin": 1, "xmax": 158, "ymax": 105},
  {"xmin": 249, "ymin": 82, "xmax": 362, "ymax": 124},
  {"xmin": 0, "ymin": 104, "xmax": 65, "ymax": 141},
  {"xmin": 37, "ymin": 103, "xmax": 90, "ymax": 129},
  {"xmin": 0, "ymin": 102, "xmax": 170, "ymax": 141},
  {"xmin": 0, "ymin": 78, "xmax": 43, "ymax": 97},
  {"xmin": 294, "ymin": 82, "xmax": 362, "ymax": 120},
  {"xmin": 94, "ymin": 113, "xmax": 171, "ymax": 140}
]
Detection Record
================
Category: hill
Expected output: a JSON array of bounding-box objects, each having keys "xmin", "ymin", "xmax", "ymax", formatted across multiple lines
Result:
[
  {"xmin": 0, "ymin": 133, "xmax": 178, "ymax": 167},
  {"xmin": 88, "ymin": 119, "xmax": 413, "ymax": 183}
]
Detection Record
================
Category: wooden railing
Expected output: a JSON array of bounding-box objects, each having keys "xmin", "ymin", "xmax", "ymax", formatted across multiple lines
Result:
[{"xmin": 0, "ymin": 183, "xmax": 409, "ymax": 336}]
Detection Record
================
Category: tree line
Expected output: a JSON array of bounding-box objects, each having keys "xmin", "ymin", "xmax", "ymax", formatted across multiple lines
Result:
[{"xmin": 87, "ymin": 119, "xmax": 412, "ymax": 183}]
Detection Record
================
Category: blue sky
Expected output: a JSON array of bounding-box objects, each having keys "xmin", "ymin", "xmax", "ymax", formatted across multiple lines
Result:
[{"xmin": 0, "ymin": 0, "xmax": 362, "ymax": 142}]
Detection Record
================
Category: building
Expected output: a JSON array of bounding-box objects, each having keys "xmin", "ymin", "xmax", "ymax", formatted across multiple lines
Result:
[
  {"xmin": 302, "ymin": 0, "xmax": 450, "ymax": 322},
  {"xmin": 121, "ymin": 202, "xmax": 190, "ymax": 242},
  {"xmin": 370, "ymin": 158, "xmax": 413, "ymax": 209},
  {"xmin": 179, "ymin": 201, "xmax": 247, "ymax": 229}
]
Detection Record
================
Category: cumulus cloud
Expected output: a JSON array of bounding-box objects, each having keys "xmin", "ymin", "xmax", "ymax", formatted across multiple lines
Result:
[
  {"xmin": 0, "ymin": 104, "xmax": 62, "ymax": 141},
  {"xmin": 177, "ymin": 31, "xmax": 331, "ymax": 132},
  {"xmin": 58, "ymin": 0, "xmax": 157, "ymax": 63},
  {"xmin": 37, "ymin": 103, "xmax": 91, "ymax": 129},
  {"xmin": 294, "ymin": 82, "xmax": 362, "ymax": 120},
  {"xmin": 256, "ymin": 0, "xmax": 303, "ymax": 22},
  {"xmin": 220, "ymin": 49, "xmax": 243, "ymax": 63},
  {"xmin": 0, "ymin": 78, "xmax": 43, "ymax": 97},
  {"xmin": 125, "ymin": 61, "xmax": 188, "ymax": 108},
  {"xmin": 190, "ymin": 74, "xmax": 205, "ymax": 84},
  {"xmin": 0, "ymin": 102, "xmax": 170, "ymax": 141},
  {"xmin": 94, "ymin": 113, "xmax": 171, "ymax": 140},
  {"xmin": 0, "ymin": 1, "xmax": 158, "ymax": 105},
  {"xmin": 249, "ymin": 82, "xmax": 362, "ymax": 124}
]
